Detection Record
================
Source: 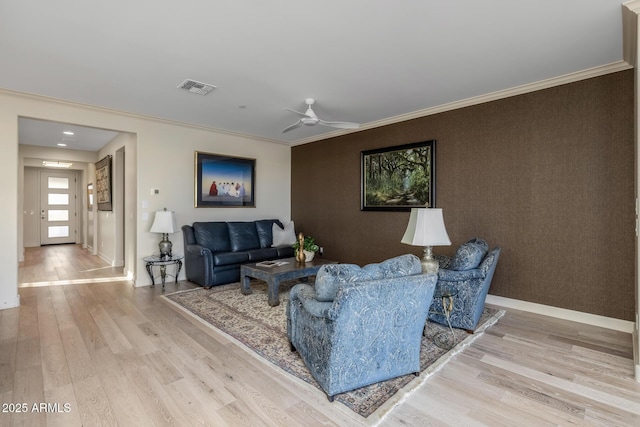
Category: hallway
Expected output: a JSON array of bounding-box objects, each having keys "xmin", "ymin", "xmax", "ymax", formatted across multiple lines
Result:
[{"xmin": 19, "ymin": 244, "xmax": 129, "ymax": 287}]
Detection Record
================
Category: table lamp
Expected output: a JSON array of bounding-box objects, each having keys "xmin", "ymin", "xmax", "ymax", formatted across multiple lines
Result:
[
  {"xmin": 150, "ymin": 208, "xmax": 178, "ymax": 258},
  {"xmin": 401, "ymin": 208, "xmax": 451, "ymax": 273}
]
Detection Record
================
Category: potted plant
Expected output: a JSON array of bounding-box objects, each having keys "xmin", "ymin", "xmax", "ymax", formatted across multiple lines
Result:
[{"xmin": 293, "ymin": 235, "xmax": 320, "ymax": 261}]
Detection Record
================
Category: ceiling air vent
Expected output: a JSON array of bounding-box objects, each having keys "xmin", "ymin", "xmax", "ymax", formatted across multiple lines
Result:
[{"xmin": 177, "ymin": 79, "xmax": 216, "ymax": 95}]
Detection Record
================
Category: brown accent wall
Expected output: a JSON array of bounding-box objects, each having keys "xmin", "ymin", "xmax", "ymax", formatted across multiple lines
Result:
[{"xmin": 291, "ymin": 70, "xmax": 635, "ymax": 321}]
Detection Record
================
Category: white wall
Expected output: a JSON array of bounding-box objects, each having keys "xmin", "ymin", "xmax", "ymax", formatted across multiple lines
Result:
[
  {"xmin": 1, "ymin": 89, "xmax": 291, "ymax": 309},
  {"xmin": 23, "ymin": 167, "xmax": 39, "ymax": 247}
]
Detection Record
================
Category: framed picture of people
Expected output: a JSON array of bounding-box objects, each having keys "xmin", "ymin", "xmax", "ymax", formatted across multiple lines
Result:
[{"xmin": 194, "ymin": 151, "xmax": 255, "ymax": 208}]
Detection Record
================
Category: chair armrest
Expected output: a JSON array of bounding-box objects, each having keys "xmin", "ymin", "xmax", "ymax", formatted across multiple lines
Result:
[
  {"xmin": 437, "ymin": 267, "xmax": 484, "ymax": 282},
  {"xmin": 290, "ymin": 284, "xmax": 335, "ymax": 320},
  {"xmin": 434, "ymin": 255, "xmax": 453, "ymax": 269}
]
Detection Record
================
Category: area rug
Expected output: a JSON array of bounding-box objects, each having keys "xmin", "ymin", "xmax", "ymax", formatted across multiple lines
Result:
[{"xmin": 163, "ymin": 281, "xmax": 503, "ymax": 419}]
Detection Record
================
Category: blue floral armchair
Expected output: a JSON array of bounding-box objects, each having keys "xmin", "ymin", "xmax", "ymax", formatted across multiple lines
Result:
[
  {"xmin": 286, "ymin": 254, "xmax": 438, "ymax": 401},
  {"xmin": 428, "ymin": 238, "xmax": 501, "ymax": 331}
]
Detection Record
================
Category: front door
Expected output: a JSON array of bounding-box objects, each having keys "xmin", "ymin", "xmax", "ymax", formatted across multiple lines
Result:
[{"xmin": 39, "ymin": 170, "xmax": 77, "ymax": 245}]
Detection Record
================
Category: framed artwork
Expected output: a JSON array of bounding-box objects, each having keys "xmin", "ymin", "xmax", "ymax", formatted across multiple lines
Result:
[
  {"xmin": 195, "ymin": 151, "xmax": 255, "ymax": 208},
  {"xmin": 95, "ymin": 155, "xmax": 112, "ymax": 211},
  {"xmin": 361, "ymin": 140, "xmax": 436, "ymax": 211}
]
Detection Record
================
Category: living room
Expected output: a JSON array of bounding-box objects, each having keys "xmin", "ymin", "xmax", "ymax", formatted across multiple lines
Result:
[{"xmin": 2, "ymin": 1, "xmax": 640, "ymax": 425}]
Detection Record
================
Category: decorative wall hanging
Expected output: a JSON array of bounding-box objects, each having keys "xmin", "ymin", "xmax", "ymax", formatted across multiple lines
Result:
[
  {"xmin": 195, "ymin": 151, "xmax": 255, "ymax": 208},
  {"xmin": 361, "ymin": 140, "xmax": 436, "ymax": 211},
  {"xmin": 95, "ymin": 155, "xmax": 112, "ymax": 211}
]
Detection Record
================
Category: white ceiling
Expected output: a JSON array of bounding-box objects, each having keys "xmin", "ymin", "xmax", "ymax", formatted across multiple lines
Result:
[{"xmin": 2, "ymin": 0, "xmax": 628, "ymax": 152}]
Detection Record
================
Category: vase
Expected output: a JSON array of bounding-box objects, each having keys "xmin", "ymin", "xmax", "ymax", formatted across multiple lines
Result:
[{"xmin": 303, "ymin": 250, "xmax": 315, "ymax": 262}]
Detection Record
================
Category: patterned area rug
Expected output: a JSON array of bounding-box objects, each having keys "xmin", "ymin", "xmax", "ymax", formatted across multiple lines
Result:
[{"xmin": 163, "ymin": 281, "xmax": 503, "ymax": 419}]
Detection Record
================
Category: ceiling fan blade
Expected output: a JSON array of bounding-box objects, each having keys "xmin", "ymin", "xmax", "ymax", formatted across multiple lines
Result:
[
  {"xmin": 282, "ymin": 120, "xmax": 303, "ymax": 133},
  {"xmin": 318, "ymin": 120, "xmax": 360, "ymax": 130},
  {"xmin": 284, "ymin": 108, "xmax": 310, "ymax": 118}
]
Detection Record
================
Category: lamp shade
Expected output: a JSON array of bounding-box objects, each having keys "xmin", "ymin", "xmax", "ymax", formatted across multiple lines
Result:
[
  {"xmin": 150, "ymin": 209, "xmax": 178, "ymax": 234},
  {"xmin": 401, "ymin": 208, "xmax": 451, "ymax": 246}
]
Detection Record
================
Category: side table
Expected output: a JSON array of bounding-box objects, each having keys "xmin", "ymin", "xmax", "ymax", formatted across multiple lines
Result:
[{"xmin": 144, "ymin": 254, "xmax": 183, "ymax": 289}]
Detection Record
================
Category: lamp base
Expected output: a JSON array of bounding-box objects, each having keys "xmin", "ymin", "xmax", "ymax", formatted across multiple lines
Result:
[
  {"xmin": 159, "ymin": 234, "xmax": 172, "ymax": 259},
  {"xmin": 421, "ymin": 245, "xmax": 439, "ymax": 274}
]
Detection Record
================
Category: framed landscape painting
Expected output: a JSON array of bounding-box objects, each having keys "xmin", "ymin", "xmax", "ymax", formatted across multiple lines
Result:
[
  {"xmin": 195, "ymin": 151, "xmax": 255, "ymax": 208},
  {"xmin": 361, "ymin": 140, "xmax": 435, "ymax": 211}
]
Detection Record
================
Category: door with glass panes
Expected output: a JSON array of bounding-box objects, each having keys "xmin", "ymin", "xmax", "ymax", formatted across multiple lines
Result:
[{"xmin": 40, "ymin": 170, "xmax": 77, "ymax": 245}]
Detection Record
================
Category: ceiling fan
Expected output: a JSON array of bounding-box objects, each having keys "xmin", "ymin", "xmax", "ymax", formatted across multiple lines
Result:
[{"xmin": 282, "ymin": 98, "xmax": 360, "ymax": 133}]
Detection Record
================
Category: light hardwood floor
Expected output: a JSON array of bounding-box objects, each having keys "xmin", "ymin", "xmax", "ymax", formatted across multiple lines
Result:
[{"xmin": 2, "ymin": 244, "xmax": 639, "ymax": 426}]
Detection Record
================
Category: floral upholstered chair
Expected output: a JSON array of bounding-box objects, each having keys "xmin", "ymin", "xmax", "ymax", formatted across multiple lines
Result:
[
  {"xmin": 286, "ymin": 254, "xmax": 437, "ymax": 401},
  {"xmin": 428, "ymin": 238, "xmax": 501, "ymax": 332}
]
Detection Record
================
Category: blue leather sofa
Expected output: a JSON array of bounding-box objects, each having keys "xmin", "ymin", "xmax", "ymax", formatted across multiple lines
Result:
[
  {"xmin": 429, "ymin": 238, "xmax": 501, "ymax": 331},
  {"xmin": 287, "ymin": 254, "xmax": 437, "ymax": 401},
  {"xmin": 182, "ymin": 219, "xmax": 294, "ymax": 287}
]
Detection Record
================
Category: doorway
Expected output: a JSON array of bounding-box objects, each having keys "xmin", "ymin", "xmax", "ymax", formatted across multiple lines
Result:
[{"xmin": 39, "ymin": 169, "xmax": 78, "ymax": 245}]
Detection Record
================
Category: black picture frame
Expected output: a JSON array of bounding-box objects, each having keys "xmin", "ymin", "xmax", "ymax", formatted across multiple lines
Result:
[
  {"xmin": 361, "ymin": 140, "xmax": 436, "ymax": 211},
  {"xmin": 95, "ymin": 155, "xmax": 112, "ymax": 211},
  {"xmin": 195, "ymin": 151, "xmax": 255, "ymax": 208}
]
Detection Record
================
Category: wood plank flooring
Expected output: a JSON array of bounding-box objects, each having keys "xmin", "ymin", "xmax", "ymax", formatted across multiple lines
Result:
[{"xmin": 2, "ymin": 244, "xmax": 638, "ymax": 426}]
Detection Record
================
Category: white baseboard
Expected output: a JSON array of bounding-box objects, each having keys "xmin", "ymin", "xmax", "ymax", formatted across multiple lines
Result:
[
  {"xmin": 1, "ymin": 294, "xmax": 20, "ymax": 310},
  {"xmin": 485, "ymin": 294, "xmax": 634, "ymax": 333}
]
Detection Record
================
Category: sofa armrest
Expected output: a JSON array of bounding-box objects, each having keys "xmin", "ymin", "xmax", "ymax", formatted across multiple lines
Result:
[
  {"xmin": 183, "ymin": 243, "xmax": 214, "ymax": 287},
  {"xmin": 186, "ymin": 244, "xmax": 207, "ymax": 256}
]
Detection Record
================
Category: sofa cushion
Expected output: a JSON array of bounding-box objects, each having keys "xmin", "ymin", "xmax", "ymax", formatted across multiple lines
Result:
[
  {"xmin": 275, "ymin": 245, "xmax": 295, "ymax": 258},
  {"xmin": 228, "ymin": 222, "xmax": 260, "ymax": 252},
  {"xmin": 246, "ymin": 247, "xmax": 279, "ymax": 261},
  {"xmin": 272, "ymin": 221, "xmax": 296, "ymax": 247},
  {"xmin": 451, "ymin": 239, "xmax": 488, "ymax": 271},
  {"xmin": 255, "ymin": 219, "xmax": 284, "ymax": 248},
  {"xmin": 193, "ymin": 222, "xmax": 230, "ymax": 253},
  {"xmin": 213, "ymin": 251, "xmax": 250, "ymax": 266}
]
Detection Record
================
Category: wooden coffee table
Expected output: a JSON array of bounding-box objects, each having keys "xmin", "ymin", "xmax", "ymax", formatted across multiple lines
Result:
[{"xmin": 240, "ymin": 257, "xmax": 336, "ymax": 306}]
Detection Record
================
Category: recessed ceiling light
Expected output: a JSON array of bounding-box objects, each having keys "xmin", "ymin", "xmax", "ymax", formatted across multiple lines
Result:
[
  {"xmin": 63, "ymin": 131, "xmax": 74, "ymax": 135},
  {"xmin": 57, "ymin": 143, "xmax": 67, "ymax": 147}
]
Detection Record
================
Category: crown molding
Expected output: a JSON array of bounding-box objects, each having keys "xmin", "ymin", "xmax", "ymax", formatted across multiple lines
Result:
[
  {"xmin": 292, "ymin": 60, "xmax": 633, "ymax": 146},
  {"xmin": 0, "ymin": 87, "xmax": 288, "ymax": 146},
  {"xmin": 623, "ymin": 0, "xmax": 640, "ymax": 66}
]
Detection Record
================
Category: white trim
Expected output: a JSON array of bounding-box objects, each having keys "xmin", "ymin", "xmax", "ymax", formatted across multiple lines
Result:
[
  {"xmin": 292, "ymin": 60, "xmax": 633, "ymax": 146},
  {"xmin": 0, "ymin": 294, "xmax": 20, "ymax": 310},
  {"xmin": 486, "ymin": 294, "xmax": 634, "ymax": 333}
]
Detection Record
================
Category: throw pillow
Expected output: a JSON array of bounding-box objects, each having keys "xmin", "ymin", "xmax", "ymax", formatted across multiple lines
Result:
[
  {"xmin": 272, "ymin": 221, "xmax": 296, "ymax": 247},
  {"xmin": 467, "ymin": 237, "xmax": 488, "ymax": 254},
  {"xmin": 315, "ymin": 264, "xmax": 375, "ymax": 302},
  {"xmin": 451, "ymin": 240, "xmax": 488, "ymax": 271},
  {"xmin": 376, "ymin": 254, "xmax": 422, "ymax": 278}
]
